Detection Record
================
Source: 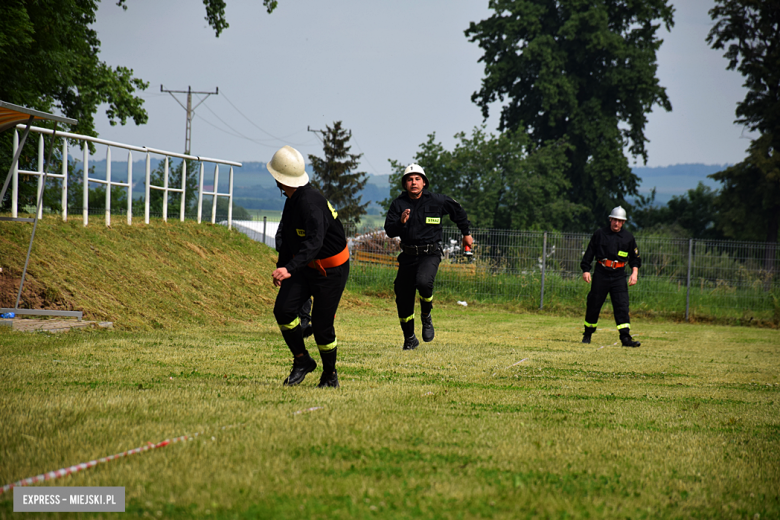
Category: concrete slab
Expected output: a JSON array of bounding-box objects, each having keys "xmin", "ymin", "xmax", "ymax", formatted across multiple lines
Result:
[{"xmin": 0, "ymin": 318, "xmax": 113, "ymax": 333}]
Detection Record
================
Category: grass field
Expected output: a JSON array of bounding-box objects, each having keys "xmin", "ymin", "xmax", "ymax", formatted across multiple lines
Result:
[
  {"xmin": 1, "ymin": 300, "xmax": 779, "ymax": 519},
  {"xmin": 1, "ymin": 217, "xmax": 778, "ymax": 518}
]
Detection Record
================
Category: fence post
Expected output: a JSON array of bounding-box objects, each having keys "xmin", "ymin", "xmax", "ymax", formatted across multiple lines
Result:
[
  {"xmin": 105, "ymin": 146, "xmax": 111, "ymax": 227},
  {"xmin": 263, "ymin": 216, "xmax": 267, "ymax": 246},
  {"xmin": 82, "ymin": 142, "xmax": 89, "ymax": 226},
  {"xmin": 11, "ymin": 130, "xmax": 19, "ymax": 218},
  {"xmin": 162, "ymin": 156, "xmax": 169, "ymax": 222},
  {"xmin": 211, "ymin": 164, "xmax": 219, "ymax": 224},
  {"xmin": 36, "ymin": 134, "xmax": 44, "ymax": 220},
  {"xmin": 540, "ymin": 231, "xmax": 547, "ymax": 309},
  {"xmin": 127, "ymin": 151, "xmax": 133, "ymax": 225},
  {"xmin": 61, "ymin": 138, "xmax": 68, "ymax": 222},
  {"xmin": 144, "ymin": 152, "xmax": 150, "ymax": 224},
  {"xmin": 227, "ymin": 166, "xmax": 234, "ymax": 230},
  {"xmin": 685, "ymin": 238, "xmax": 693, "ymax": 321},
  {"xmin": 180, "ymin": 159, "xmax": 187, "ymax": 222},
  {"xmin": 197, "ymin": 162, "xmax": 204, "ymax": 224}
]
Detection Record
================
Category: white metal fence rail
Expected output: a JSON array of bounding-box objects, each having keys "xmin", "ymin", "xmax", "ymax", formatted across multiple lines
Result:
[{"xmin": 8, "ymin": 125, "xmax": 240, "ymax": 229}]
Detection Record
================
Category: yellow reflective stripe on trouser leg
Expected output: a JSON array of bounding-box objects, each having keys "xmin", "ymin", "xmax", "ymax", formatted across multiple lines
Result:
[
  {"xmin": 616, "ymin": 323, "xmax": 630, "ymax": 330},
  {"xmin": 584, "ymin": 321, "xmax": 597, "ymax": 328},
  {"xmin": 419, "ymin": 295, "xmax": 433, "ymax": 303},
  {"xmin": 278, "ymin": 317, "xmax": 300, "ymax": 331},
  {"xmin": 317, "ymin": 339, "xmax": 337, "ymax": 352},
  {"xmin": 399, "ymin": 314, "xmax": 415, "ymax": 324}
]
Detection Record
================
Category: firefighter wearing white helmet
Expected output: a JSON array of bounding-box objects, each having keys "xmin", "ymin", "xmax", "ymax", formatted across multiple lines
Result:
[
  {"xmin": 580, "ymin": 206, "xmax": 642, "ymax": 347},
  {"xmin": 268, "ymin": 145, "xmax": 350, "ymax": 388},
  {"xmin": 384, "ymin": 163, "xmax": 473, "ymax": 350}
]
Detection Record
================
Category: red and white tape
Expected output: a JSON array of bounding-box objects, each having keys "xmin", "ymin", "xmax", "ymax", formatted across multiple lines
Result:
[
  {"xmin": 1, "ymin": 410, "xmax": 320, "ymax": 495},
  {"xmin": 1, "ymin": 433, "xmax": 200, "ymax": 495}
]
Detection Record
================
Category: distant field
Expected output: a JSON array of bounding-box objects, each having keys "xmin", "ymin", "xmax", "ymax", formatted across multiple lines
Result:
[
  {"xmin": 243, "ymin": 208, "xmax": 386, "ymax": 231},
  {"xmin": 1, "ymin": 303, "xmax": 778, "ymax": 519}
]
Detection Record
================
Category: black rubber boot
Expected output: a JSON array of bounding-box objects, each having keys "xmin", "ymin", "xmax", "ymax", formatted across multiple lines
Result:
[
  {"xmin": 403, "ymin": 335, "xmax": 420, "ymax": 350},
  {"xmin": 620, "ymin": 330, "xmax": 641, "ymax": 348},
  {"xmin": 421, "ymin": 313, "xmax": 434, "ymax": 342},
  {"xmin": 283, "ymin": 353, "xmax": 317, "ymax": 385},
  {"xmin": 317, "ymin": 370, "xmax": 339, "ymax": 388},
  {"xmin": 582, "ymin": 326, "xmax": 596, "ymax": 344},
  {"xmin": 401, "ymin": 320, "xmax": 418, "ymax": 350}
]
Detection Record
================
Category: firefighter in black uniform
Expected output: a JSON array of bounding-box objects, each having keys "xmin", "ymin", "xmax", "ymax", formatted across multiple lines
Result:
[
  {"xmin": 268, "ymin": 145, "xmax": 350, "ymax": 387},
  {"xmin": 384, "ymin": 164, "xmax": 472, "ymax": 350},
  {"xmin": 580, "ymin": 206, "xmax": 641, "ymax": 347}
]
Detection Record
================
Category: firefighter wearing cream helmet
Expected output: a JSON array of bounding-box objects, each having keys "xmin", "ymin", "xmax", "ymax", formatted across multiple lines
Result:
[
  {"xmin": 384, "ymin": 163, "xmax": 473, "ymax": 350},
  {"xmin": 580, "ymin": 206, "xmax": 642, "ymax": 347},
  {"xmin": 268, "ymin": 145, "xmax": 350, "ymax": 388}
]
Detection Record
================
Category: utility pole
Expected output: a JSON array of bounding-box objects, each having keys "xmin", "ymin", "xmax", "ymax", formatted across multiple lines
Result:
[{"xmin": 161, "ymin": 85, "xmax": 218, "ymax": 154}]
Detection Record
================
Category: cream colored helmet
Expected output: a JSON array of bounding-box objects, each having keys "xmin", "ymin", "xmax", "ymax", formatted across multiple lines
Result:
[
  {"xmin": 267, "ymin": 145, "xmax": 309, "ymax": 187},
  {"xmin": 401, "ymin": 163, "xmax": 429, "ymax": 188},
  {"xmin": 609, "ymin": 206, "xmax": 627, "ymax": 221}
]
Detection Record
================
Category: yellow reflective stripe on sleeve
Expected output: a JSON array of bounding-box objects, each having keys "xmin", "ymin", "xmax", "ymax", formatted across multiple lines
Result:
[
  {"xmin": 278, "ymin": 317, "xmax": 301, "ymax": 331},
  {"xmin": 327, "ymin": 200, "xmax": 338, "ymax": 219},
  {"xmin": 616, "ymin": 323, "xmax": 630, "ymax": 330},
  {"xmin": 317, "ymin": 339, "xmax": 337, "ymax": 352},
  {"xmin": 399, "ymin": 314, "xmax": 415, "ymax": 323},
  {"xmin": 419, "ymin": 295, "xmax": 433, "ymax": 303},
  {"xmin": 618, "ymin": 251, "xmax": 628, "ymax": 257},
  {"xmin": 584, "ymin": 321, "xmax": 598, "ymax": 328}
]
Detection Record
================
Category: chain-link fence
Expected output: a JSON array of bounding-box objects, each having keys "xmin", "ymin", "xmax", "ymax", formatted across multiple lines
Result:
[
  {"xmin": 343, "ymin": 225, "xmax": 779, "ymax": 323},
  {"xmin": 213, "ymin": 216, "xmax": 780, "ymax": 324}
]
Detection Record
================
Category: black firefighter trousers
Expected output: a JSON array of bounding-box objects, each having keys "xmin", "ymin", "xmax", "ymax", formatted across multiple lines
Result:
[
  {"xmin": 274, "ymin": 261, "xmax": 350, "ymax": 362},
  {"xmin": 394, "ymin": 252, "xmax": 441, "ymax": 334},
  {"xmin": 584, "ymin": 267, "xmax": 631, "ymax": 334}
]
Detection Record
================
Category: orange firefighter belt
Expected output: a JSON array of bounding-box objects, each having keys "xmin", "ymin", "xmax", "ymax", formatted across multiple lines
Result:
[
  {"xmin": 599, "ymin": 259, "xmax": 626, "ymax": 269},
  {"xmin": 308, "ymin": 245, "xmax": 349, "ymax": 276}
]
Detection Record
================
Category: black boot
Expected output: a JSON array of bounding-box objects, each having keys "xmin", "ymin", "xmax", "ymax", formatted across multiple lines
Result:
[
  {"xmin": 421, "ymin": 313, "xmax": 435, "ymax": 342},
  {"xmin": 283, "ymin": 353, "xmax": 317, "ymax": 385},
  {"xmin": 401, "ymin": 319, "xmax": 418, "ymax": 350},
  {"xmin": 318, "ymin": 370, "xmax": 339, "ymax": 388},
  {"xmin": 620, "ymin": 330, "xmax": 641, "ymax": 348},
  {"xmin": 403, "ymin": 335, "xmax": 419, "ymax": 350},
  {"xmin": 582, "ymin": 326, "xmax": 596, "ymax": 344}
]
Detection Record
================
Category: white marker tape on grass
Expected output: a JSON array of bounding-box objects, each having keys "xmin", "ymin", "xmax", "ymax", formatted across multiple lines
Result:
[
  {"xmin": 294, "ymin": 406, "xmax": 323, "ymax": 415},
  {"xmin": 493, "ymin": 358, "xmax": 528, "ymax": 376},
  {"xmin": 1, "ymin": 433, "xmax": 201, "ymax": 495}
]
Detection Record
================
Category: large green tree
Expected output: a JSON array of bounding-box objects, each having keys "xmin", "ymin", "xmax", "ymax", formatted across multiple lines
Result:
[
  {"xmin": 1, "ymin": 0, "xmax": 277, "ymax": 211},
  {"xmin": 308, "ymin": 121, "xmax": 369, "ymax": 225},
  {"xmin": 707, "ymin": 0, "xmax": 780, "ymax": 153},
  {"xmin": 465, "ymin": 0, "xmax": 674, "ymax": 229},
  {"xmin": 384, "ymin": 127, "xmax": 584, "ymax": 231},
  {"xmin": 707, "ymin": 0, "xmax": 780, "ymax": 278}
]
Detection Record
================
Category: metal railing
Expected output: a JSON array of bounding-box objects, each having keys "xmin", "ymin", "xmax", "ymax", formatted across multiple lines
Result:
[{"xmin": 7, "ymin": 125, "xmax": 240, "ymax": 229}]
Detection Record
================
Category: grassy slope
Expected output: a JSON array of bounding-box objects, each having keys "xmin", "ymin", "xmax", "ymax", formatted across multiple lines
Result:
[{"xmin": 0, "ymin": 217, "xmax": 298, "ymax": 329}]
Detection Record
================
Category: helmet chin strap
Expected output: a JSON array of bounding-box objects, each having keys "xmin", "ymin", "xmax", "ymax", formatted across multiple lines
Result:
[{"xmin": 277, "ymin": 180, "xmax": 287, "ymax": 198}]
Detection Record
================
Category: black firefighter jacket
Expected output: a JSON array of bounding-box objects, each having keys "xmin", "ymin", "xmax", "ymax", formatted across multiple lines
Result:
[
  {"xmin": 580, "ymin": 225, "xmax": 642, "ymax": 276},
  {"xmin": 276, "ymin": 184, "xmax": 347, "ymax": 274},
  {"xmin": 384, "ymin": 189, "xmax": 471, "ymax": 246}
]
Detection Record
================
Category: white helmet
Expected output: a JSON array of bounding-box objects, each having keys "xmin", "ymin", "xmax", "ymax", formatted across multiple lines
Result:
[
  {"xmin": 609, "ymin": 206, "xmax": 627, "ymax": 221},
  {"xmin": 267, "ymin": 145, "xmax": 309, "ymax": 188},
  {"xmin": 401, "ymin": 163, "xmax": 429, "ymax": 188}
]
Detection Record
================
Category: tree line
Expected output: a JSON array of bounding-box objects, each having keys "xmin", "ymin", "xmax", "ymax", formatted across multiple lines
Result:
[{"xmin": 1, "ymin": 1, "xmax": 777, "ymax": 250}]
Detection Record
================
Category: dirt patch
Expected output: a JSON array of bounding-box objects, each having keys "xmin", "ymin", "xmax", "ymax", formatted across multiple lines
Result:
[{"xmin": 0, "ymin": 268, "xmax": 73, "ymax": 311}]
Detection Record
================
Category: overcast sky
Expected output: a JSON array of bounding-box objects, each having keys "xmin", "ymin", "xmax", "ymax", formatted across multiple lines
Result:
[{"xmin": 92, "ymin": 0, "xmax": 754, "ymax": 174}]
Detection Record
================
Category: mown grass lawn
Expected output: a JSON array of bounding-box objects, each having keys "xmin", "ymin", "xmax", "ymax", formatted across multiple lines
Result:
[{"xmin": 1, "ymin": 300, "xmax": 778, "ymax": 519}]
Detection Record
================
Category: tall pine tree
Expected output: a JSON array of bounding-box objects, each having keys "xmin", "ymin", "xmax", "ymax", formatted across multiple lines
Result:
[{"xmin": 308, "ymin": 121, "xmax": 368, "ymax": 225}]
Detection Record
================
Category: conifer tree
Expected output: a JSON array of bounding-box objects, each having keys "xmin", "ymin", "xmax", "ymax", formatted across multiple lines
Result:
[{"xmin": 308, "ymin": 121, "xmax": 368, "ymax": 225}]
